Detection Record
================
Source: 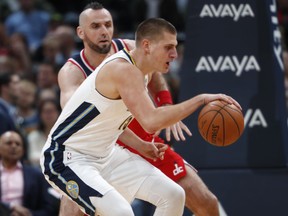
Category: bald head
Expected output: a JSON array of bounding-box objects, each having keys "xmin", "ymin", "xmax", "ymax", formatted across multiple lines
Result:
[
  {"xmin": 79, "ymin": 2, "xmax": 110, "ymax": 26},
  {"xmin": 79, "ymin": 8, "xmax": 112, "ymax": 27}
]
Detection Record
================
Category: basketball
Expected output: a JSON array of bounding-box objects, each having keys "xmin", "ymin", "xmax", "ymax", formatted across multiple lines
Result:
[{"xmin": 198, "ymin": 100, "xmax": 244, "ymax": 147}]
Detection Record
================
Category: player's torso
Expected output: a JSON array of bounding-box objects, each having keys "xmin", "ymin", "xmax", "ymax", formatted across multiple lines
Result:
[{"xmin": 48, "ymin": 49, "xmax": 134, "ymax": 157}]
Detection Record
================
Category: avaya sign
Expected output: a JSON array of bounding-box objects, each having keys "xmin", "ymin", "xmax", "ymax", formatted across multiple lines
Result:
[
  {"xmin": 200, "ymin": 4, "xmax": 255, "ymax": 21},
  {"xmin": 195, "ymin": 55, "xmax": 260, "ymax": 76}
]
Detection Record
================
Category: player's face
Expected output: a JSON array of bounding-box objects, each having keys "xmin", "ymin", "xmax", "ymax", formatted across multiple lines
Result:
[
  {"xmin": 148, "ymin": 32, "xmax": 178, "ymax": 73},
  {"xmin": 81, "ymin": 9, "xmax": 114, "ymax": 54}
]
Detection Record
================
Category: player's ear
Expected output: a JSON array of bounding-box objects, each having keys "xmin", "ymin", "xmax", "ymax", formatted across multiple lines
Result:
[
  {"xmin": 142, "ymin": 39, "xmax": 150, "ymax": 55},
  {"xmin": 77, "ymin": 26, "xmax": 84, "ymax": 40}
]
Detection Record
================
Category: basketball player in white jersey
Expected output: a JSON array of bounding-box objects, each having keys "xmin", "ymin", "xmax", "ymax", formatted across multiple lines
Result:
[
  {"xmin": 40, "ymin": 18, "xmax": 186, "ymax": 216},
  {"xmin": 58, "ymin": 2, "xmax": 222, "ymax": 216},
  {"xmin": 41, "ymin": 17, "xmax": 241, "ymax": 216}
]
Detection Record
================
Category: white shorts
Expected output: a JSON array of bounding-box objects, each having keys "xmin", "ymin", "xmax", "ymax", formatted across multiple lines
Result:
[{"xmin": 41, "ymin": 144, "xmax": 169, "ymax": 214}]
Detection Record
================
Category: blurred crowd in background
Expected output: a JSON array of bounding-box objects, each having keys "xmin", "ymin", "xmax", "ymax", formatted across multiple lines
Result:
[{"xmin": 0, "ymin": 0, "xmax": 287, "ymax": 215}]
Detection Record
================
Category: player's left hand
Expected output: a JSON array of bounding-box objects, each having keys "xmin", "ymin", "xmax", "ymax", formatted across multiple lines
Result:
[
  {"xmin": 139, "ymin": 140, "xmax": 168, "ymax": 161},
  {"xmin": 154, "ymin": 142, "xmax": 167, "ymax": 160},
  {"xmin": 165, "ymin": 121, "xmax": 192, "ymax": 142}
]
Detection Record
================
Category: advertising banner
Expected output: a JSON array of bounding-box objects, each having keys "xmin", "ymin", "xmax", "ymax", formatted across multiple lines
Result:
[{"xmin": 177, "ymin": 0, "xmax": 288, "ymax": 168}]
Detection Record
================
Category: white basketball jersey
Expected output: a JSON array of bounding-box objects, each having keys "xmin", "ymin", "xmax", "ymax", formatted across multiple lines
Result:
[{"xmin": 44, "ymin": 50, "xmax": 137, "ymax": 157}]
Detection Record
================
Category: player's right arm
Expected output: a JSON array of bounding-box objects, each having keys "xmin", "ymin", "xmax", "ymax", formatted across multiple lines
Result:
[
  {"xmin": 58, "ymin": 62, "xmax": 86, "ymax": 108},
  {"xmin": 97, "ymin": 60, "xmax": 241, "ymax": 134}
]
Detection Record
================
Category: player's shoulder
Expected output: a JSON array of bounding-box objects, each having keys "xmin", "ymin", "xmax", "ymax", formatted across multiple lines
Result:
[
  {"xmin": 105, "ymin": 56, "xmax": 132, "ymax": 69},
  {"xmin": 59, "ymin": 61, "xmax": 82, "ymax": 76},
  {"xmin": 102, "ymin": 56, "xmax": 135, "ymax": 77},
  {"xmin": 58, "ymin": 61, "xmax": 85, "ymax": 83},
  {"xmin": 122, "ymin": 39, "xmax": 135, "ymax": 50}
]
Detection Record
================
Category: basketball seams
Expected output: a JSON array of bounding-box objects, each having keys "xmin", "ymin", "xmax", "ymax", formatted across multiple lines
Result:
[
  {"xmin": 221, "ymin": 107, "xmax": 242, "ymax": 136},
  {"xmin": 210, "ymin": 103, "xmax": 242, "ymax": 136},
  {"xmin": 211, "ymin": 101, "xmax": 242, "ymax": 115},
  {"xmin": 198, "ymin": 100, "xmax": 244, "ymax": 147},
  {"xmin": 198, "ymin": 102, "xmax": 224, "ymax": 120},
  {"xmin": 224, "ymin": 104, "xmax": 242, "ymax": 114},
  {"xmin": 204, "ymin": 110, "xmax": 225, "ymax": 146},
  {"xmin": 218, "ymin": 111, "xmax": 226, "ymax": 146},
  {"xmin": 198, "ymin": 109, "xmax": 219, "ymax": 121},
  {"xmin": 199, "ymin": 103, "xmax": 226, "ymax": 146},
  {"xmin": 203, "ymin": 104, "xmax": 228, "ymax": 146},
  {"xmin": 204, "ymin": 111, "xmax": 218, "ymax": 143}
]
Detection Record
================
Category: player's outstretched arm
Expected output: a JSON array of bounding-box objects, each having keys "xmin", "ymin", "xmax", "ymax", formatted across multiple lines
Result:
[{"xmin": 97, "ymin": 58, "xmax": 241, "ymax": 135}]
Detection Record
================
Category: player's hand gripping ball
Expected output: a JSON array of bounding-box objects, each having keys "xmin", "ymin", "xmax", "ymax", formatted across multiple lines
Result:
[{"xmin": 198, "ymin": 100, "xmax": 244, "ymax": 147}]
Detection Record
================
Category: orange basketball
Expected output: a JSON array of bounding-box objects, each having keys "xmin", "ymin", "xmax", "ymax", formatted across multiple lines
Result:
[{"xmin": 198, "ymin": 100, "xmax": 244, "ymax": 147}]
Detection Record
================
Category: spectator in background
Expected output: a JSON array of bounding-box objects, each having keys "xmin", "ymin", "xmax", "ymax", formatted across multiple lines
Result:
[
  {"xmin": 0, "ymin": 57, "xmax": 18, "ymax": 75},
  {"xmin": 36, "ymin": 88, "xmax": 59, "ymax": 106},
  {"xmin": 15, "ymin": 79, "xmax": 39, "ymax": 135},
  {"xmin": 0, "ymin": 22, "xmax": 10, "ymax": 55},
  {"xmin": 0, "ymin": 130, "xmax": 60, "ymax": 216},
  {"xmin": 27, "ymin": 99, "xmax": 60, "ymax": 167},
  {"xmin": 4, "ymin": 0, "xmax": 51, "ymax": 53},
  {"xmin": 0, "ymin": 23, "xmax": 26, "ymax": 74},
  {"xmin": 32, "ymin": 30, "xmax": 76, "ymax": 69},
  {"xmin": 32, "ymin": 34, "xmax": 60, "ymax": 66},
  {"xmin": 34, "ymin": 62, "xmax": 59, "ymax": 93},
  {"xmin": 53, "ymin": 25, "xmax": 79, "ymax": 66},
  {"xmin": 0, "ymin": 105, "xmax": 17, "ymax": 136},
  {"xmin": 0, "ymin": 108, "xmax": 16, "ymax": 136},
  {"xmin": 0, "ymin": 72, "xmax": 19, "ymax": 108},
  {"xmin": 0, "ymin": 72, "xmax": 20, "ymax": 131},
  {"xmin": 8, "ymin": 32, "xmax": 32, "ymax": 75}
]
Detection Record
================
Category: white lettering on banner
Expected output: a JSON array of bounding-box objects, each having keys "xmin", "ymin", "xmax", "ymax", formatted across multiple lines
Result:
[
  {"xmin": 200, "ymin": 4, "xmax": 255, "ymax": 21},
  {"xmin": 270, "ymin": 0, "xmax": 284, "ymax": 70},
  {"xmin": 195, "ymin": 56, "xmax": 260, "ymax": 76},
  {"xmin": 244, "ymin": 109, "xmax": 268, "ymax": 128}
]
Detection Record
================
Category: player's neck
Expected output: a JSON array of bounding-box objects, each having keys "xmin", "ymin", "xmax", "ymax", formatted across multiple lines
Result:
[
  {"xmin": 83, "ymin": 48, "xmax": 108, "ymax": 68},
  {"xmin": 129, "ymin": 50, "xmax": 152, "ymax": 75}
]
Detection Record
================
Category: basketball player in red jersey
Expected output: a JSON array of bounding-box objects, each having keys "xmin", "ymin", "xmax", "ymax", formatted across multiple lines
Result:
[{"xmin": 58, "ymin": 2, "xmax": 219, "ymax": 216}]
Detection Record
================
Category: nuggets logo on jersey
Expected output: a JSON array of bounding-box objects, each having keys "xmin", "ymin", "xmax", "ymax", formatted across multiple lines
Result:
[{"xmin": 66, "ymin": 180, "xmax": 79, "ymax": 199}]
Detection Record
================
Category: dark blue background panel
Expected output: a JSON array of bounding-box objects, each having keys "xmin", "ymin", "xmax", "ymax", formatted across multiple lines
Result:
[
  {"xmin": 198, "ymin": 168, "xmax": 288, "ymax": 216},
  {"xmin": 177, "ymin": 0, "xmax": 288, "ymax": 168}
]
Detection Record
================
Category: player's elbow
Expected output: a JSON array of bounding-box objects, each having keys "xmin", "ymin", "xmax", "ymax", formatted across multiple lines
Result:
[{"xmin": 140, "ymin": 119, "xmax": 162, "ymax": 134}]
